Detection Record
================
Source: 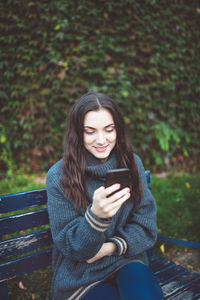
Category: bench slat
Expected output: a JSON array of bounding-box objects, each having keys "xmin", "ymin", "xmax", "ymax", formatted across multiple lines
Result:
[
  {"xmin": 0, "ymin": 189, "xmax": 47, "ymax": 213},
  {"xmin": 160, "ymin": 270, "xmax": 200, "ymax": 298},
  {"xmin": 145, "ymin": 170, "xmax": 150, "ymax": 183},
  {"xmin": 169, "ymin": 278, "xmax": 200, "ymax": 299},
  {"xmin": 152, "ymin": 261, "xmax": 176, "ymax": 275},
  {"xmin": 0, "ymin": 209, "xmax": 49, "ymax": 235},
  {"xmin": 157, "ymin": 265, "xmax": 188, "ymax": 285},
  {"xmin": 150, "ymin": 255, "xmax": 200, "ymax": 298},
  {"xmin": 150, "ymin": 255, "xmax": 176, "ymax": 274},
  {"xmin": 0, "ymin": 229, "xmax": 52, "ymax": 259},
  {"xmin": 158, "ymin": 235, "xmax": 200, "ymax": 250},
  {"xmin": 0, "ymin": 248, "xmax": 52, "ymax": 282}
]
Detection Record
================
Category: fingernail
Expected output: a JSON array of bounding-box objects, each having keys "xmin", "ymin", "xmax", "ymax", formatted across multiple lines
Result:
[
  {"xmin": 126, "ymin": 188, "xmax": 130, "ymax": 193},
  {"xmin": 116, "ymin": 183, "xmax": 121, "ymax": 188}
]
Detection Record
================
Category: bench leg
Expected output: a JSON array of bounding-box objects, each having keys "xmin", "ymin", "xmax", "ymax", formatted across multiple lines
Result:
[{"xmin": 0, "ymin": 281, "xmax": 9, "ymax": 300}]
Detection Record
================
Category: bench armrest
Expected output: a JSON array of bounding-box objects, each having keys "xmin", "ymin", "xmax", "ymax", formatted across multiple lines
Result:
[{"xmin": 157, "ymin": 235, "xmax": 200, "ymax": 250}]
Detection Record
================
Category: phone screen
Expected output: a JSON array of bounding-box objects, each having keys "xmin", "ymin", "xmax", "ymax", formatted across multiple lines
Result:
[{"xmin": 105, "ymin": 168, "xmax": 130, "ymax": 190}]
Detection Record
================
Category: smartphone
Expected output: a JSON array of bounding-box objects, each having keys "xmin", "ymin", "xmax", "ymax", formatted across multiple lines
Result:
[{"xmin": 105, "ymin": 168, "xmax": 130, "ymax": 191}]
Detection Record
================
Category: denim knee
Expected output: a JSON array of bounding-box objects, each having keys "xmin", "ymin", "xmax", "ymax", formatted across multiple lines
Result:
[
  {"xmin": 83, "ymin": 281, "xmax": 120, "ymax": 300},
  {"xmin": 116, "ymin": 261, "xmax": 163, "ymax": 300}
]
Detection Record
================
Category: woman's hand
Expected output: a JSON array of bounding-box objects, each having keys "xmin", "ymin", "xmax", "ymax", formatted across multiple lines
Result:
[
  {"xmin": 86, "ymin": 242, "xmax": 117, "ymax": 264},
  {"xmin": 91, "ymin": 184, "xmax": 130, "ymax": 219}
]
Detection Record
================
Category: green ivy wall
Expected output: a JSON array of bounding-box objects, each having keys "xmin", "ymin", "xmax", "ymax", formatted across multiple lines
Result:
[{"xmin": 0, "ymin": 0, "xmax": 200, "ymax": 175}]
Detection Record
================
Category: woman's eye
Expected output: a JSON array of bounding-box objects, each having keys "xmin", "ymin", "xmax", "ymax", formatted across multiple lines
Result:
[
  {"xmin": 106, "ymin": 129, "xmax": 114, "ymax": 133},
  {"xmin": 85, "ymin": 131, "xmax": 94, "ymax": 135}
]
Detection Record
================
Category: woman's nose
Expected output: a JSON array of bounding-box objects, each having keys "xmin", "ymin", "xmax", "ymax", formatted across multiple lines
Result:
[{"xmin": 96, "ymin": 131, "xmax": 105, "ymax": 144}]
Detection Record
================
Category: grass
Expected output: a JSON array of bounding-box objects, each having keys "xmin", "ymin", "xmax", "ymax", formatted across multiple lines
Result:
[
  {"xmin": 151, "ymin": 173, "xmax": 200, "ymax": 243},
  {"xmin": 1, "ymin": 171, "xmax": 200, "ymax": 299},
  {"xmin": 0, "ymin": 172, "xmax": 45, "ymax": 194},
  {"xmin": 7, "ymin": 266, "xmax": 52, "ymax": 300}
]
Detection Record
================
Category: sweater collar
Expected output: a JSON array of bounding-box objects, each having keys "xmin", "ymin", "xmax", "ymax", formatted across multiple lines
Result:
[{"xmin": 85, "ymin": 150, "xmax": 117, "ymax": 179}]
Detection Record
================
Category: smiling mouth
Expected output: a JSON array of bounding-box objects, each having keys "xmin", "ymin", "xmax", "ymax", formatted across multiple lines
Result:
[{"xmin": 94, "ymin": 146, "xmax": 108, "ymax": 152}]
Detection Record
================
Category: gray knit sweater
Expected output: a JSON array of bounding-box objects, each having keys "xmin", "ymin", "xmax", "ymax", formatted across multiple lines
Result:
[{"xmin": 46, "ymin": 152, "xmax": 157, "ymax": 300}]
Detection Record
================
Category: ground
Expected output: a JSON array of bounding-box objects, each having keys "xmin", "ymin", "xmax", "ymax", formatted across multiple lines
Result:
[{"xmin": 166, "ymin": 247, "xmax": 200, "ymax": 273}]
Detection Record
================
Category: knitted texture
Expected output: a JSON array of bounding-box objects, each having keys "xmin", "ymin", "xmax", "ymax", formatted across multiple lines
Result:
[{"xmin": 46, "ymin": 152, "xmax": 157, "ymax": 300}]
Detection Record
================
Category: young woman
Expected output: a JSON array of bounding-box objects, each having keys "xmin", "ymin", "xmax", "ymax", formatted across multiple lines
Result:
[{"xmin": 46, "ymin": 91, "xmax": 163, "ymax": 300}]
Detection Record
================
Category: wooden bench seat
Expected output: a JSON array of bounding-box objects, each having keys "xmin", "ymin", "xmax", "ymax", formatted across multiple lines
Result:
[{"xmin": 149, "ymin": 254, "xmax": 200, "ymax": 299}]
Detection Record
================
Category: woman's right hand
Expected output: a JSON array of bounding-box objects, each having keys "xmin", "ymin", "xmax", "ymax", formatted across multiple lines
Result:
[{"xmin": 91, "ymin": 184, "xmax": 131, "ymax": 219}]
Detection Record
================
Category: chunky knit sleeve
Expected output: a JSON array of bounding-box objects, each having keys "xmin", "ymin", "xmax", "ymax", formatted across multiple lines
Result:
[
  {"xmin": 46, "ymin": 162, "xmax": 111, "ymax": 262},
  {"xmin": 109, "ymin": 154, "xmax": 157, "ymax": 257}
]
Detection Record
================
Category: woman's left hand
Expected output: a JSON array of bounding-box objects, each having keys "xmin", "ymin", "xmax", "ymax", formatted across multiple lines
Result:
[{"xmin": 86, "ymin": 242, "xmax": 117, "ymax": 264}]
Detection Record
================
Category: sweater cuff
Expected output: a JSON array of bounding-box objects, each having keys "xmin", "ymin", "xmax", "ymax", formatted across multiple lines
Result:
[
  {"xmin": 108, "ymin": 236, "xmax": 127, "ymax": 256},
  {"xmin": 85, "ymin": 204, "xmax": 111, "ymax": 232}
]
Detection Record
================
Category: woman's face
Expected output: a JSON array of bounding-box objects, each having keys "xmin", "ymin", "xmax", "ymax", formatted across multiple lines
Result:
[{"xmin": 83, "ymin": 108, "xmax": 117, "ymax": 162}]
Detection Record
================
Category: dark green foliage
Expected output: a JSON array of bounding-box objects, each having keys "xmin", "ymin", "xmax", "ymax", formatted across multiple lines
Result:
[{"xmin": 1, "ymin": 0, "xmax": 200, "ymax": 174}]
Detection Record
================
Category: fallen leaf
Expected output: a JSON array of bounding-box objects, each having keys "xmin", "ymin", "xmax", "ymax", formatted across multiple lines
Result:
[
  {"xmin": 19, "ymin": 281, "xmax": 27, "ymax": 290},
  {"xmin": 160, "ymin": 244, "xmax": 165, "ymax": 254},
  {"xmin": 185, "ymin": 182, "xmax": 191, "ymax": 189}
]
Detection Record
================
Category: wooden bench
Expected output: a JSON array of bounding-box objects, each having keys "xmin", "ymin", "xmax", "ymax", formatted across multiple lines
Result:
[{"xmin": 0, "ymin": 171, "xmax": 200, "ymax": 300}]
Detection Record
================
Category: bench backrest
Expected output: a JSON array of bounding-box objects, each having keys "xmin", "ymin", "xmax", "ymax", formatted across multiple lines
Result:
[
  {"xmin": 0, "ymin": 171, "xmax": 150, "ymax": 283},
  {"xmin": 0, "ymin": 189, "xmax": 52, "ymax": 283}
]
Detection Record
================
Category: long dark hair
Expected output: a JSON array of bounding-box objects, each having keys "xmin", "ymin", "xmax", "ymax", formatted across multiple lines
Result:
[{"xmin": 61, "ymin": 91, "xmax": 142, "ymax": 210}]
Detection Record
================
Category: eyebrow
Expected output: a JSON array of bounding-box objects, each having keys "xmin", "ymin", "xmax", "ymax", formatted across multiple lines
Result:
[{"xmin": 84, "ymin": 123, "xmax": 115, "ymax": 130}]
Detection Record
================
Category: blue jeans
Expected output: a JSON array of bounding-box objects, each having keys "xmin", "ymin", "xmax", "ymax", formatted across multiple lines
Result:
[{"xmin": 84, "ymin": 261, "xmax": 164, "ymax": 300}]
